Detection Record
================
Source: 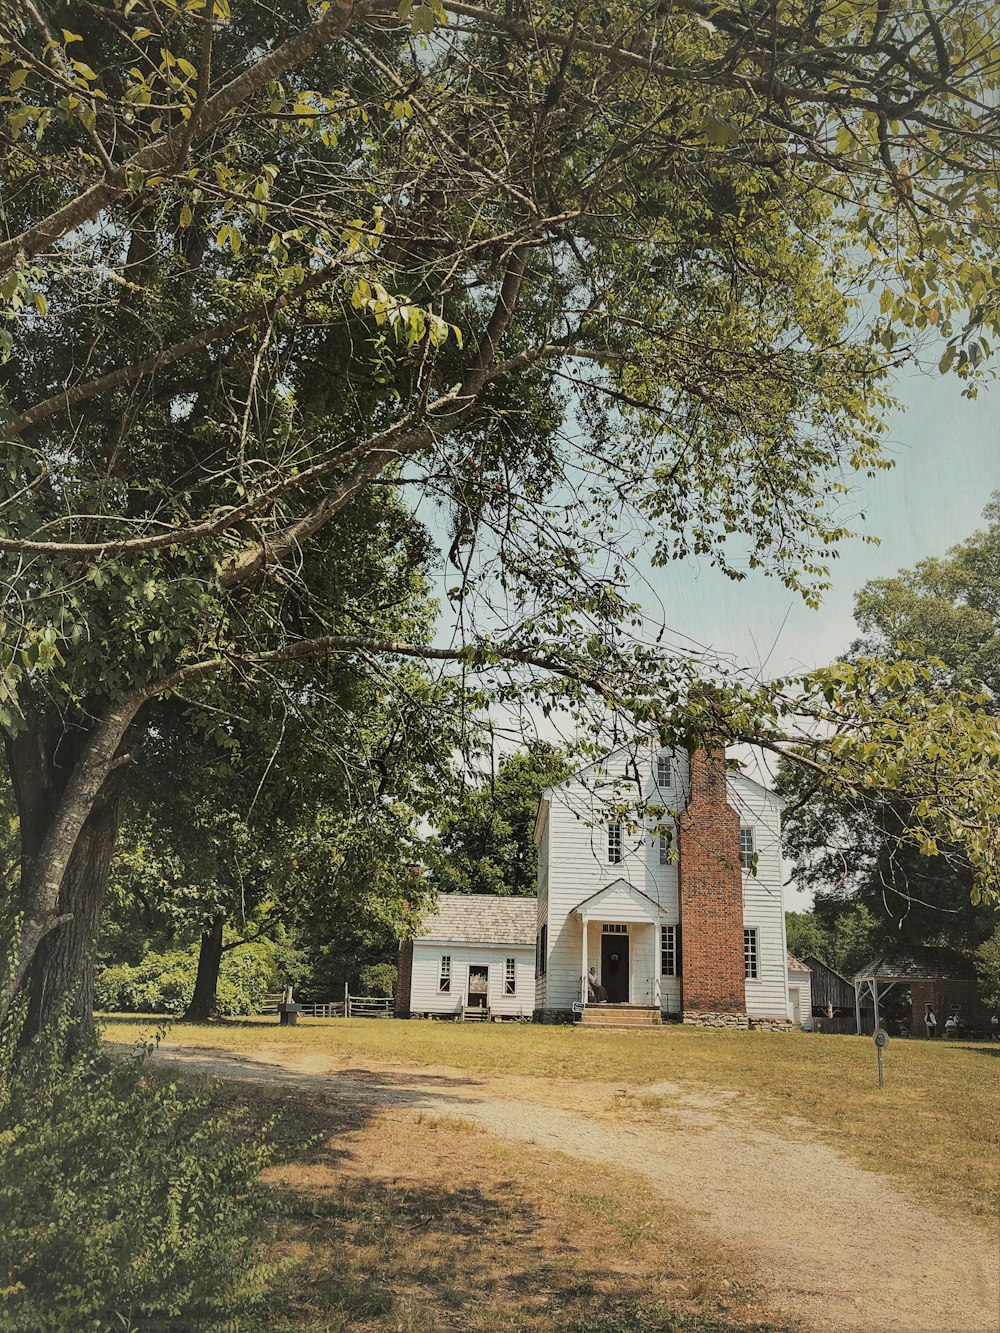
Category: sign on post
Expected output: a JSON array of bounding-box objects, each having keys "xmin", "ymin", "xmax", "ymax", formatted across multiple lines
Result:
[{"xmin": 873, "ymin": 1027, "xmax": 889, "ymax": 1089}]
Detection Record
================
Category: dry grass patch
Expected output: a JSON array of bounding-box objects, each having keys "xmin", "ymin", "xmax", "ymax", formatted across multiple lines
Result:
[
  {"xmin": 102, "ymin": 1016, "xmax": 1000, "ymax": 1224},
  {"xmin": 192, "ymin": 1078, "xmax": 791, "ymax": 1333}
]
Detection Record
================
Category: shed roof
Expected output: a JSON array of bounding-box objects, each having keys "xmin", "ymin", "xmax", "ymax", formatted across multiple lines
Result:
[
  {"xmin": 854, "ymin": 949, "xmax": 977, "ymax": 983},
  {"xmin": 786, "ymin": 951, "xmax": 811, "ymax": 974},
  {"xmin": 417, "ymin": 894, "xmax": 536, "ymax": 947}
]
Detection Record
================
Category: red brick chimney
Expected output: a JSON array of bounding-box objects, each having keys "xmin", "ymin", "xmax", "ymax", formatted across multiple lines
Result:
[{"xmin": 677, "ymin": 746, "xmax": 746, "ymax": 1020}]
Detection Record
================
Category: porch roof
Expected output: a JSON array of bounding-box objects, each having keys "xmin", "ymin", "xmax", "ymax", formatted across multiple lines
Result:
[{"xmin": 571, "ymin": 877, "xmax": 667, "ymax": 923}]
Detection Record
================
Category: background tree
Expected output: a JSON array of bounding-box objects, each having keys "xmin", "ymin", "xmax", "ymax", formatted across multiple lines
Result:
[
  {"xmin": 424, "ymin": 744, "xmax": 573, "ymax": 897},
  {"xmin": 2, "ymin": 0, "xmax": 998, "ymax": 1038},
  {"xmin": 780, "ymin": 502, "xmax": 1000, "ymax": 966}
]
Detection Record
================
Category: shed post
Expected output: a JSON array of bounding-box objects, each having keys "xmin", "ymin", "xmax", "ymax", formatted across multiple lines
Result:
[
  {"xmin": 344, "ymin": 980, "xmax": 349, "ymax": 1018},
  {"xmin": 855, "ymin": 981, "xmax": 862, "ymax": 1036}
]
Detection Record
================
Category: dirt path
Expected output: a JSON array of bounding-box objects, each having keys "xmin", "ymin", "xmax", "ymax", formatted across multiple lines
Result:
[{"xmin": 150, "ymin": 1043, "xmax": 999, "ymax": 1333}]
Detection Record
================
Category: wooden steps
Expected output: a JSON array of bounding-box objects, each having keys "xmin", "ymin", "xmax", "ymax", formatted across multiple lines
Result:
[
  {"xmin": 578, "ymin": 1004, "xmax": 663, "ymax": 1030},
  {"xmin": 461, "ymin": 1005, "xmax": 491, "ymax": 1022}
]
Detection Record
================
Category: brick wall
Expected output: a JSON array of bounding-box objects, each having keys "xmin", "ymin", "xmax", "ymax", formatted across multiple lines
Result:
[
  {"xmin": 677, "ymin": 746, "xmax": 746, "ymax": 1016},
  {"xmin": 910, "ymin": 978, "xmax": 992, "ymax": 1036},
  {"xmin": 394, "ymin": 940, "xmax": 414, "ymax": 1016}
]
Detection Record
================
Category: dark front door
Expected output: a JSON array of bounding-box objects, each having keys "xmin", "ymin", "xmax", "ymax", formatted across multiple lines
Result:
[
  {"xmin": 601, "ymin": 934, "xmax": 629, "ymax": 1003},
  {"xmin": 467, "ymin": 965, "xmax": 489, "ymax": 1008}
]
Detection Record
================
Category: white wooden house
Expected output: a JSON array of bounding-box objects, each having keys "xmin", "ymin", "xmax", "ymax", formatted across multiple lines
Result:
[
  {"xmin": 395, "ymin": 894, "xmax": 536, "ymax": 1019},
  {"xmin": 533, "ymin": 743, "xmax": 805, "ymax": 1027}
]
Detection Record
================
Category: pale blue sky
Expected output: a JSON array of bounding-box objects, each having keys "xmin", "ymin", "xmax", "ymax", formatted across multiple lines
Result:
[{"xmin": 640, "ymin": 369, "xmax": 998, "ymax": 680}]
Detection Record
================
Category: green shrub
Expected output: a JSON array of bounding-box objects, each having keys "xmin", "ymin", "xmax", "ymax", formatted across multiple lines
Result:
[
  {"xmin": 0, "ymin": 1017, "xmax": 273, "ymax": 1331},
  {"xmin": 96, "ymin": 941, "xmax": 274, "ymax": 1015},
  {"xmin": 358, "ymin": 962, "xmax": 397, "ymax": 997}
]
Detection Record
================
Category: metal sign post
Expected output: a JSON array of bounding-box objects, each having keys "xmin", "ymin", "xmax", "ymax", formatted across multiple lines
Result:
[{"xmin": 873, "ymin": 1028, "xmax": 889, "ymax": 1088}]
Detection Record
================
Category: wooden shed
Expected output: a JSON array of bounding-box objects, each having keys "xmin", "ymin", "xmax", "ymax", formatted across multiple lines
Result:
[{"xmin": 803, "ymin": 955, "xmax": 874, "ymax": 1034}]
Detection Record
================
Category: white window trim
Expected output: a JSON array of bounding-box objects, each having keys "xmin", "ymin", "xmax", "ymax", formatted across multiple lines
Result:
[
  {"xmin": 607, "ymin": 821, "xmax": 623, "ymax": 864},
  {"xmin": 744, "ymin": 928, "xmax": 758, "ymax": 980},
  {"xmin": 656, "ymin": 755, "xmax": 672, "ymax": 790},
  {"xmin": 504, "ymin": 957, "xmax": 516, "ymax": 996},
  {"xmin": 660, "ymin": 924, "xmax": 678, "ymax": 978},
  {"xmin": 739, "ymin": 825, "xmax": 755, "ymax": 871},
  {"xmin": 658, "ymin": 835, "xmax": 670, "ymax": 865},
  {"xmin": 439, "ymin": 955, "xmax": 452, "ymax": 993}
]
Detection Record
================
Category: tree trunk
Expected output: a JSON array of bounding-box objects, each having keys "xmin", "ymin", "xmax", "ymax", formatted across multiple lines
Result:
[
  {"xmin": 20, "ymin": 782, "xmax": 125, "ymax": 1047},
  {"xmin": 183, "ymin": 914, "xmax": 226, "ymax": 1022},
  {"xmin": 5, "ymin": 700, "xmax": 129, "ymax": 1046}
]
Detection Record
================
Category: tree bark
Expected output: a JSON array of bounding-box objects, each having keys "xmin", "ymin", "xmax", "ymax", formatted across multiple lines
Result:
[
  {"xmin": 183, "ymin": 914, "xmax": 226, "ymax": 1022},
  {"xmin": 20, "ymin": 781, "xmax": 125, "ymax": 1047}
]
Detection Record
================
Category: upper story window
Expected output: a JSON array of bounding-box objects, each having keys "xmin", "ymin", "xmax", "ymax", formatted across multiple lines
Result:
[
  {"xmin": 505, "ymin": 957, "xmax": 516, "ymax": 995},
  {"xmin": 658, "ymin": 835, "xmax": 670, "ymax": 866},
  {"xmin": 739, "ymin": 825, "xmax": 755, "ymax": 871},
  {"xmin": 656, "ymin": 755, "xmax": 672, "ymax": 790},
  {"xmin": 607, "ymin": 821, "xmax": 623, "ymax": 864},
  {"xmin": 439, "ymin": 955, "xmax": 451, "ymax": 993},
  {"xmin": 744, "ymin": 928, "xmax": 758, "ymax": 980}
]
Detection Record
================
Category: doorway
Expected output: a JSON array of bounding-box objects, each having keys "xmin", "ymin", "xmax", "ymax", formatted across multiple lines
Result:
[
  {"xmin": 467, "ymin": 965, "xmax": 489, "ymax": 1008},
  {"xmin": 600, "ymin": 932, "xmax": 629, "ymax": 1003}
]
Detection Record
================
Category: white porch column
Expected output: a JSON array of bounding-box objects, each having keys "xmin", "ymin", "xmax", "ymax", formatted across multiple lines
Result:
[
  {"xmin": 654, "ymin": 922, "xmax": 661, "ymax": 1010},
  {"xmin": 581, "ymin": 915, "xmax": 589, "ymax": 1006}
]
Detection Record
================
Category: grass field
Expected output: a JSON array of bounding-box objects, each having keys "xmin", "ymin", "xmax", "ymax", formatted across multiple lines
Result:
[{"xmin": 103, "ymin": 1015, "xmax": 1000, "ymax": 1224}]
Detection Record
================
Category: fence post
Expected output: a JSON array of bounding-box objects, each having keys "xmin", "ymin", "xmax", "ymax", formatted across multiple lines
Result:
[{"xmin": 344, "ymin": 981, "xmax": 349, "ymax": 1018}]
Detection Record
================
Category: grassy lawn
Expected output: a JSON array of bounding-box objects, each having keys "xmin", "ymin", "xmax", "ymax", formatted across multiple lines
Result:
[
  {"xmin": 182, "ymin": 1073, "xmax": 789, "ymax": 1333},
  {"xmin": 103, "ymin": 1016, "xmax": 1000, "ymax": 1225}
]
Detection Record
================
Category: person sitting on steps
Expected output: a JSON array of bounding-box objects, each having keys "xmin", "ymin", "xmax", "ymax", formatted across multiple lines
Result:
[{"xmin": 587, "ymin": 967, "xmax": 608, "ymax": 1003}]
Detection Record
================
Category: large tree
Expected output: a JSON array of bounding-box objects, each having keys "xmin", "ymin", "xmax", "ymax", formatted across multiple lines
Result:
[
  {"xmin": 1, "ymin": 0, "xmax": 998, "ymax": 1036},
  {"xmin": 780, "ymin": 502, "xmax": 1000, "ymax": 960}
]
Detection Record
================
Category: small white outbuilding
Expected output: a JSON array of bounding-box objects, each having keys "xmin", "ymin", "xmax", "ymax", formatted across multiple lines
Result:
[{"xmin": 395, "ymin": 894, "xmax": 536, "ymax": 1019}]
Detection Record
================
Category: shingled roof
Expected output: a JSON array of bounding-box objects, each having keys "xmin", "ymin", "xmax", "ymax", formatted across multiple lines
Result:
[
  {"xmin": 786, "ymin": 951, "xmax": 811, "ymax": 973},
  {"xmin": 417, "ymin": 894, "xmax": 537, "ymax": 946}
]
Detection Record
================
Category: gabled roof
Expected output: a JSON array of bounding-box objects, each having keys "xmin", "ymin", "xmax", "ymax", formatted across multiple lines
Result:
[
  {"xmin": 416, "ymin": 893, "xmax": 536, "ymax": 947},
  {"xmin": 572, "ymin": 877, "xmax": 667, "ymax": 918},
  {"xmin": 786, "ymin": 951, "xmax": 811, "ymax": 973}
]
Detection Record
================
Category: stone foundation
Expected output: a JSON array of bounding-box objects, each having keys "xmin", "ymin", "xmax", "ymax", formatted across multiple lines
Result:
[
  {"xmin": 533, "ymin": 1008, "xmax": 576, "ymax": 1025},
  {"xmin": 683, "ymin": 1010, "xmax": 750, "ymax": 1029},
  {"xmin": 748, "ymin": 1016, "xmax": 794, "ymax": 1032}
]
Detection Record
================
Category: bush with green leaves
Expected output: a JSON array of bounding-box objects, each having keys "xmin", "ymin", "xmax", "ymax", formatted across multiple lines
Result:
[
  {"xmin": 358, "ymin": 962, "xmax": 397, "ymax": 997},
  {"xmin": 96, "ymin": 940, "xmax": 275, "ymax": 1015},
  {"xmin": 0, "ymin": 1017, "xmax": 273, "ymax": 1331},
  {"xmin": 974, "ymin": 927, "xmax": 1000, "ymax": 1009}
]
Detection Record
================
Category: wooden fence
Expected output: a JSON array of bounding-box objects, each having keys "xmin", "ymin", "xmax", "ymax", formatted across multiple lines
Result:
[{"xmin": 261, "ymin": 993, "xmax": 394, "ymax": 1019}]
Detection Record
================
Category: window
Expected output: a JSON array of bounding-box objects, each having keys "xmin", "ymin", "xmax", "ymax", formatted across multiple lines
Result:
[
  {"xmin": 744, "ymin": 928, "xmax": 758, "ymax": 980},
  {"xmin": 656, "ymin": 755, "xmax": 672, "ymax": 789},
  {"xmin": 658, "ymin": 835, "xmax": 670, "ymax": 866},
  {"xmin": 739, "ymin": 825, "xmax": 755, "ymax": 871},
  {"xmin": 661, "ymin": 924, "xmax": 680, "ymax": 977},
  {"xmin": 602, "ymin": 923, "xmax": 628, "ymax": 934},
  {"xmin": 608, "ymin": 821, "xmax": 623, "ymax": 864},
  {"xmin": 536, "ymin": 924, "xmax": 547, "ymax": 978},
  {"xmin": 505, "ymin": 957, "xmax": 516, "ymax": 995},
  {"xmin": 439, "ymin": 955, "xmax": 451, "ymax": 993}
]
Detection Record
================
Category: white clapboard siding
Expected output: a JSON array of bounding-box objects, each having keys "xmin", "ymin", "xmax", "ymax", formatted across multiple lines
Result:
[
  {"xmin": 539, "ymin": 744, "xmax": 685, "ymax": 1011},
  {"xmin": 536, "ymin": 745, "xmax": 789, "ymax": 1020},
  {"xmin": 409, "ymin": 941, "xmax": 535, "ymax": 1017},
  {"xmin": 788, "ymin": 965, "xmax": 813, "ymax": 1029},
  {"xmin": 729, "ymin": 771, "xmax": 789, "ymax": 1019}
]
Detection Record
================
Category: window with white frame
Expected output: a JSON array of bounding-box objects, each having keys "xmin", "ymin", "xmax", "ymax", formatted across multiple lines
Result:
[
  {"xmin": 739, "ymin": 825, "xmax": 755, "ymax": 871},
  {"xmin": 439, "ymin": 955, "xmax": 451, "ymax": 993},
  {"xmin": 504, "ymin": 957, "xmax": 516, "ymax": 995},
  {"xmin": 744, "ymin": 928, "xmax": 758, "ymax": 980},
  {"xmin": 602, "ymin": 923, "xmax": 628, "ymax": 934},
  {"xmin": 607, "ymin": 821, "xmax": 623, "ymax": 864},
  {"xmin": 660, "ymin": 924, "xmax": 680, "ymax": 977},
  {"xmin": 658, "ymin": 835, "xmax": 670, "ymax": 865},
  {"xmin": 656, "ymin": 755, "xmax": 672, "ymax": 789}
]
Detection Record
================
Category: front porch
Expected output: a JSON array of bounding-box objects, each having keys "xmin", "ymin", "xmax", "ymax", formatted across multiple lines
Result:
[{"xmin": 572, "ymin": 878, "xmax": 676, "ymax": 1017}]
